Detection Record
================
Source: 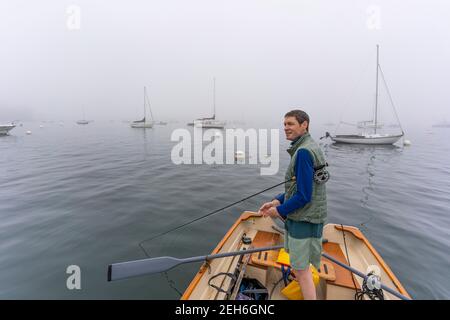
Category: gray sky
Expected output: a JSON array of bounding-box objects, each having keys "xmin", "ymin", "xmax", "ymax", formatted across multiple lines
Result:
[{"xmin": 1, "ymin": 0, "xmax": 449, "ymax": 127}]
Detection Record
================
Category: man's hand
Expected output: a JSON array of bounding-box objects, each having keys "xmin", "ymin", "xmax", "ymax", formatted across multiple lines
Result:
[
  {"xmin": 258, "ymin": 200, "xmax": 281, "ymax": 217},
  {"xmin": 265, "ymin": 206, "xmax": 282, "ymax": 219},
  {"xmin": 258, "ymin": 202, "xmax": 273, "ymax": 214}
]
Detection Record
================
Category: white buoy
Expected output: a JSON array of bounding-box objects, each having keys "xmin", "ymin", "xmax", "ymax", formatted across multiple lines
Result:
[
  {"xmin": 39, "ymin": 125, "xmax": 43, "ymax": 128},
  {"xmin": 26, "ymin": 130, "xmax": 32, "ymax": 135},
  {"xmin": 403, "ymin": 139, "xmax": 411, "ymax": 146},
  {"xmin": 234, "ymin": 151, "xmax": 245, "ymax": 159}
]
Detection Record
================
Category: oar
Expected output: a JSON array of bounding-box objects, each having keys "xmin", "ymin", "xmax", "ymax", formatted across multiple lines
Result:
[{"xmin": 108, "ymin": 245, "xmax": 283, "ymax": 282}]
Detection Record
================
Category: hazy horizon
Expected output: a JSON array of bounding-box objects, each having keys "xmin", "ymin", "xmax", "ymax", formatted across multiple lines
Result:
[{"xmin": 1, "ymin": 0, "xmax": 449, "ymax": 128}]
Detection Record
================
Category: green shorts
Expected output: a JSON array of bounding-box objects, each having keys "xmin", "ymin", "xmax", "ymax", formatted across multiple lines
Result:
[{"xmin": 284, "ymin": 220, "xmax": 323, "ymax": 271}]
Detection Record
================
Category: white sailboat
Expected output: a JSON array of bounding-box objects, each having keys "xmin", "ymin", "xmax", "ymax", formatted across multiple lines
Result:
[
  {"xmin": 131, "ymin": 86, "xmax": 153, "ymax": 128},
  {"xmin": 326, "ymin": 45, "xmax": 404, "ymax": 145},
  {"xmin": 0, "ymin": 123, "xmax": 15, "ymax": 135},
  {"xmin": 193, "ymin": 78, "xmax": 226, "ymax": 129},
  {"xmin": 76, "ymin": 107, "xmax": 89, "ymax": 125}
]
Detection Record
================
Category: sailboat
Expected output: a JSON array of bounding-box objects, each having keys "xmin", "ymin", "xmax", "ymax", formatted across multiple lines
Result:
[
  {"xmin": 76, "ymin": 107, "xmax": 89, "ymax": 125},
  {"xmin": 192, "ymin": 78, "xmax": 226, "ymax": 129},
  {"xmin": 326, "ymin": 45, "xmax": 404, "ymax": 145},
  {"xmin": 131, "ymin": 87, "xmax": 153, "ymax": 128},
  {"xmin": 0, "ymin": 123, "xmax": 15, "ymax": 135}
]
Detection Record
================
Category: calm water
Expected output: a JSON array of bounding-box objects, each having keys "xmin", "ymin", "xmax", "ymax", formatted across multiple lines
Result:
[{"xmin": 0, "ymin": 122, "xmax": 449, "ymax": 299}]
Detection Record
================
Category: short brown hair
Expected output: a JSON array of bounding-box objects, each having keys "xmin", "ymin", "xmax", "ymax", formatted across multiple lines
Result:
[{"xmin": 284, "ymin": 110, "xmax": 310, "ymax": 131}]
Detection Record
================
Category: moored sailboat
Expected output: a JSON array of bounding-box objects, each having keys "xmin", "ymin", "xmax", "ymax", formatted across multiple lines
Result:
[
  {"xmin": 326, "ymin": 45, "xmax": 404, "ymax": 145},
  {"xmin": 0, "ymin": 123, "xmax": 16, "ymax": 135},
  {"xmin": 192, "ymin": 78, "xmax": 226, "ymax": 129},
  {"xmin": 76, "ymin": 107, "xmax": 90, "ymax": 125},
  {"xmin": 131, "ymin": 86, "xmax": 153, "ymax": 128}
]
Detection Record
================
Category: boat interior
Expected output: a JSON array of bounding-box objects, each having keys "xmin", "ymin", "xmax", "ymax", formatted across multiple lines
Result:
[{"xmin": 182, "ymin": 212, "xmax": 410, "ymax": 300}]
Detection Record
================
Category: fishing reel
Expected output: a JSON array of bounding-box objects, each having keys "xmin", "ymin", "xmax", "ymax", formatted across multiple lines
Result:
[
  {"xmin": 366, "ymin": 273, "xmax": 382, "ymax": 291},
  {"xmin": 313, "ymin": 163, "xmax": 330, "ymax": 184},
  {"xmin": 355, "ymin": 265, "xmax": 385, "ymax": 300}
]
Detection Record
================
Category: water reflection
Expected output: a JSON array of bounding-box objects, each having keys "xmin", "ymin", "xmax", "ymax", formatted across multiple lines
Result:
[
  {"xmin": 323, "ymin": 141, "xmax": 403, "ymax": 232},
  {"xmin": 360, "ymin": 150, "xmax": 375, "ymax": 231}
]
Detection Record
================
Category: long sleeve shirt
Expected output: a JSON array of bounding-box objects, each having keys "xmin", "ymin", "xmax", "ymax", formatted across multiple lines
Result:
[{"xmin": 274, "ymin": 149, "xmax": 314, "ymax": 219}]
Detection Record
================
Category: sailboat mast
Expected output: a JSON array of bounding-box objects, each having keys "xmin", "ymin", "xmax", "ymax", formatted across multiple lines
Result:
[
  {"xmin": 144, "ymin": 86, "xmax": 146, "ymax": 122},
  {"xmin": 213, "ymin": 77, "xmax": 216, "ymax": 120},
  {"xmin": 374, "ymin": 44, "xmax": 379, "ymax": 134}
]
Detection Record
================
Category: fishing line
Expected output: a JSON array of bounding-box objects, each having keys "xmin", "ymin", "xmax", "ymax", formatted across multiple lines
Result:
[
  {"xmin": 163, "ymin": 271, "xmax": 182, "ymax": 297},
  {"xmin": 138, "ymin": 178, "xmax": 293, "ymax": 257}
]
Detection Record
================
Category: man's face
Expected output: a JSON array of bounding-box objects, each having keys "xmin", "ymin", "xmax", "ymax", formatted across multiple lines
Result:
[{"xmin": 284, "ymin": 116, "xmax": 308, "ymax": 141}]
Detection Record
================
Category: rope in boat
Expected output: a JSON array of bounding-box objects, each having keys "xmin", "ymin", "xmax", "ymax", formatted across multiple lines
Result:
[{"xmin": 138, "ymin": 178, "xmax": 293, "ymax": 257}]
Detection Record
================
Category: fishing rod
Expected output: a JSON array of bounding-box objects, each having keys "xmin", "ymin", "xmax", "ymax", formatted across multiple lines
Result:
[{"xmin": 138, "ymin": 178, "xmax": 293, "ymax": 257}]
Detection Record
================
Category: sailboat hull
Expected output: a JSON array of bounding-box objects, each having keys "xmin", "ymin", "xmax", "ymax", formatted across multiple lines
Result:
[
  {"xmin": 194, "ymin": 120, "xmax": 225, "ymax": 128},
  {"xmin": 131, "ymin": 122, "xmax": 153, "ymax": 128},
  {"xmin": 0, "ymin": 124, "xmax": 15, "ymax": 135},
  {"xmin": 331, "ymin": 134, "xmax": 403, "ymax": 145}
]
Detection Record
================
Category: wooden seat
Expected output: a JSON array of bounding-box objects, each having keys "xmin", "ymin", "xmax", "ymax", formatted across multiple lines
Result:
[
  {"xmin": 251, "ymin": 249, "xmax": 336, "ymax": 281},
  {"xmin": 322, "ymin": 242, "xmax": 360, "ymax": 289},
  {"xmin": 251, "ymin": 230, "xmax": 281, "ymax": 248}
]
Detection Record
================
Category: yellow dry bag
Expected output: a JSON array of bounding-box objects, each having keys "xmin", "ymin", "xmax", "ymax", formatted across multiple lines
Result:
[
  {"xmin": 281, "ymin": 265, "xmax": 320, "ymax": 300},
  {"xmin": 277, "ymin": 249, "xmax": 320, "ymax": 300}
]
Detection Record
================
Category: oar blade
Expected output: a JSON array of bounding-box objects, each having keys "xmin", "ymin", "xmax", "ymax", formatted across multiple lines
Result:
[{"xmin": 108, "ymin": 256, "xmax": 181, "ymax": 281}]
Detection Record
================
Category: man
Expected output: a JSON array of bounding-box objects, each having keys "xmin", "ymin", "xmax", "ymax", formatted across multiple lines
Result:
[{"xmin": 258, "ymin": 110, "xmax": 328, "ymax": 300}]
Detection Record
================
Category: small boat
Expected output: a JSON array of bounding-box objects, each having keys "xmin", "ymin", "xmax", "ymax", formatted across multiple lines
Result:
[
  {"xmin": 77, "ymin": 106, "xmax": 90, "ymax": 125},
  {"xmin": 1, "ymin": 123, "xmax": 16, "ymax": 135},
  {"xmin": 0, "ymin": 123, "xmax": 16, "ymax": 135},
  {"xmin": 192, "ymin": 78, "xmax": 226, "ymax": 129},
  {"xmin": 327, "ymin": 45, "xmax": 404, "ymax": 145},
  {"xmin": 131, "ymin": 86, "xmax": 154, "ymax": 128},
  {"xmin": 181, "ymin": 211, "xmax": 411, "ymax": 300}
]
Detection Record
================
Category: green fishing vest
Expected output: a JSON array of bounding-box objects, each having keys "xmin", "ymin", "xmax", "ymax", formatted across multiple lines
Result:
[{"xmin": 284, "ymin": 132, "xmax": 327, "ymax": 224}]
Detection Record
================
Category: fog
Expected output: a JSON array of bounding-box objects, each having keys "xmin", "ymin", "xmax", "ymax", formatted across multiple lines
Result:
[{"xmin": 1, "ymin": 0, "xmax": 449, "ymax": 128}]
